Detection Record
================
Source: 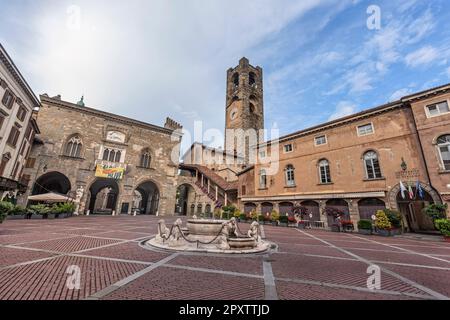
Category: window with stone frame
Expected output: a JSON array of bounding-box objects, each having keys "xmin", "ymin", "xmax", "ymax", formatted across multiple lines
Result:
[
  {"xmin": 102, "ymin": 148, "xmax": 123, "ymax": 163},
  {"xmin": 16, "ymin": 105, "xmax": 27, "ymax": 121},
  {"xmin": 437, "ymin": 135, "xmax": 450, "ymax": 171},
  {"xmin": 140, "ymin": 149, "xmax": 152, "ymax": 168},
  {"xmin": 65, "ymin": 136, "xmax": 83, "ymax": 158},
  {"xmin": 6, "ymin": 125, "xmax": 20, "ymax": 147},
  {"xmin": 426, "ymin": 101, "xmax": 449, "ymax": 117},
  {"xmin": 259, "ymin": 169, "xmax": 267, "ymax": 189},
  {"xmin": 318, "ymin": 159, "xmax": 332, "ymax": 184},
  {"xmin": 285, "ymin": 164, "xmax": 295, "ymax": 186},
  {"xmin": 1, "ymin": 89, "xmax": 15, "ymax": 109},
  {"xmin": 364, "ymin": 151, "xmax": 382, "ymax": 179}
]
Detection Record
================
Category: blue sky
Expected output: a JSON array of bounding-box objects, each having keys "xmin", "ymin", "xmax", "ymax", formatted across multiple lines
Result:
[{"xmin": 1, "ymin": 0, "xmax": 450, "ymax": 153}]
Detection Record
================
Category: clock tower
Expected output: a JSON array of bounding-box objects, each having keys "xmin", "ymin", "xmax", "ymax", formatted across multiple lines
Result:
[{"xmin": 224, "ymin": 57, "xmax": 264, "ymax": 159}]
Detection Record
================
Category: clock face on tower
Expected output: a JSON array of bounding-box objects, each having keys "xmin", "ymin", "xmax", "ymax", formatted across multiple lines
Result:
[{"xmin": 229, "ymin": 108, "xmax": 238, "ymax": 120}]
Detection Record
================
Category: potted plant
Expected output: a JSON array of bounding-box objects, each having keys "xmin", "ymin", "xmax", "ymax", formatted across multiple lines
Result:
[
  {"xmin": 258, "ymin": 214, "xmax": 265, "ymax": 224},
  {"xmin": 288, "ymin": 215, "xmax": 297, "ymax": 227},
  {"xmin": 7, "ymin": 204, "xmax": 27, "ymax": 220},
  {"xmin": 374, "ymin": 210, "xmax": 392, "ymax": 236},
  {"xmin": 297, "ymin": 220, "xmax": 306, "ymax": 229},
  {"xmin": 341, "ymin": 220, "xmax": 354, "ymax": 233},
  {"xmin": 279, "ymin": 215, "xmax": 289, "ymax": 227},
  {"xmin": 239, "ymin": 213, "xmax": 247, "ymax": 223},
  {"xmin": 234, "ymin": 210, "xmax": 242, "ymax": 222},
  {"xmin": 384, "ymin": 209, "xmax": 402, "ymax": 235},
  {"xmin": 357, "ymin": 219, "xmax": 372, "ymax": 235},
  {"xmin": 0, "ymin": 201, "xmax": 14, "ymax": 223},
  {"xmin": 423, "ymin": 204, "xmax": 448, "ymax": 222},
  {"xmin": 271, "ymin": 210, "xmax": 279, "ymax": 226},
  {"xmin": 434, "ymin": 219, "xmax": 450, "ymax": 242},
  {"xmin": 29, "ymin": 204, "xmax": 51, "ymax": 219}
]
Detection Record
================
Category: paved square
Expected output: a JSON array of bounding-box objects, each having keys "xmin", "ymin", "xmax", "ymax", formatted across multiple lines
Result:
[{"xmin": 0, "ymin": 216, "xmax": 449, "ymax": 300}]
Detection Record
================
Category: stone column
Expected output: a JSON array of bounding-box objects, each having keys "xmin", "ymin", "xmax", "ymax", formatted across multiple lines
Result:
[
  {"xmin": 215, "ymin": 186, "xmax": 218, "ymax": 201},
  {"xmin": 273, "ymin": 202, "xmax": 280, "ymax": 214},
  {"xmin": 347, "ymin": 199, "xmax": 361, "ymax": 231},
  {"xmin": 318, "ymin": 200, "xmax": 329, "ymax": 228},
  {"xmin": 225, "ymin": 193, "xmax": 228, "ymax": 206}
]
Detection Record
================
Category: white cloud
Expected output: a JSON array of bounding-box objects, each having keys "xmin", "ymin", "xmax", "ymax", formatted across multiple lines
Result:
[
  {"xmin": 328, "ymin": 101, "xmax": 357, "ymax": 121},
  {"xmin": 405, "ymin": 46, "xmax": 439, "ymax": 67},
  {"xmin": 389, "ymin": 88, "xmax": 413, "ymax": 102}
]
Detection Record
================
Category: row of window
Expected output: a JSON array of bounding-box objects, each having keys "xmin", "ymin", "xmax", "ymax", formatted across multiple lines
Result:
[
  {"xmin": 282, "ymin": 123, "xmax": 375, "ymax": 154},
  {"xmin": 1, "ymin": 89, "xmax": 28, "ymax": 121},
  {"xmin": 259, "ymin": 150, "xmax": 384, "ymax": 189},
  {"xmin": 63, "ymin": 135, "xmax": 153, "ymax": 168},
  {"xmin": 260, "ymin": 136, "xmax": 450, "ymax": 189}
]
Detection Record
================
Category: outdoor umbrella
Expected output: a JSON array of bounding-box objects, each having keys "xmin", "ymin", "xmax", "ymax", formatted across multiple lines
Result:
[{"xmin": 27, "ymin": 192, "xmax": 74, "ymax": 203}]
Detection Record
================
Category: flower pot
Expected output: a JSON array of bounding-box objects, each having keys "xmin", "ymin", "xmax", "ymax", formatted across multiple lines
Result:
[
  {"xmin": 331, "ymin": 225, "xmax": 340, "ymax": 232},
  {"xmin": 280, "ymin": 222, "xmax": 288, "ymax": 227},
  {"xmin": 297, "ymin": 224, "xmax": 306, "ymax": 229},
  {"xmin": 377, "ymin": 229, "xmax": 392, "ymax": 237},
  {"xmin": 358, "ymin": 229, "xmax": 372, "ymax": 235},
  {"xmin": 390, "ymin": 228, "xmax": 402, "ymax": 236},
  {"xmin": 6, "ymin": 214, "xmax": 26, "ymax": 220},
  {"xmin": 272, "ymin": 221, "xmax": 278, "ymax": 226}
]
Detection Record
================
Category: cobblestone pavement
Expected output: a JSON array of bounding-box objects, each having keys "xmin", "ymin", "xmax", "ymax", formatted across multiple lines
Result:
[{"xmin": 0, "ymin": 216, "xmax": 449, "ymax": 300}]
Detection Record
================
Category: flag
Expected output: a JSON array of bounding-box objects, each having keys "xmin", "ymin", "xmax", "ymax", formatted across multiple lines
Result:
[
  {"xmin": 416, "ymin": 181, "xmax": 424, "ymax": 200},
  {"xmin": 399, "ymin": 181, "xmax": 407, "ymax": 199},
  {"xmin": 408, "ymin": 184, "xmax": 414, "ymax": 200}
]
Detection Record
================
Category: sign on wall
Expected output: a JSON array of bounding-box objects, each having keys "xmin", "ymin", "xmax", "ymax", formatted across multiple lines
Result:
[{"xmin": 95, "ymin": 164, "xmax": 125, "ymax": 180}]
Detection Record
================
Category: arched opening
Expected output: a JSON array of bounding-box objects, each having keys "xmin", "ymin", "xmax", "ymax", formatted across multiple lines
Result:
[
  {"xmin": 249, "ymin": 103, "xmax": 255, "ymax": 114},
  {"xmin": 325, "ymin": 199, "xmax": 350, "ymax": 225},
  {"xmin": 32, "ymin": 172, "xmax": 72, "ymax": 195},
  {"xmin": 279, "ymin": 202, "xmax": 293, "ymax": 216},
  {"xmin": 261, "ymin": 202, "xmax": 273, "ymax": 215},
  {"xmin": 396, "ymin": 187, "xmax": 435, "ymax": 233},
  {"xmin": 64, "ymin": 135, "xmax": 83, "ymax": 158},
  {"xmin": 358, "ymin": 198, "xmax": 386, "ymax": 220},
  {"xmin": 301, "ymin": 200, "xmax": 320, "ymax": 221},
  {"xmin": 244, "ymin": 202, "xmax": 256, "ymax": 214},
  {"xmin": 232, "ymin": 73, "xmax": 239, "ymax": 87},
  {"xmin": 197, "ymin": 204, "xmax": 203, "ymax": 215},
  {"xmin": 88, "ymin": 178, "xmax": 119, "ymax": 214},
  {"xmin": 176, "ymin": 184, "xmax": 196, "ymax": 216},
  {"xmin": 134, "ymin": 180, "xmax": 160, "ymax": 215},
  {"xmin": 249, "ymin": 72, "xmax": 256, "ymax": 86}
]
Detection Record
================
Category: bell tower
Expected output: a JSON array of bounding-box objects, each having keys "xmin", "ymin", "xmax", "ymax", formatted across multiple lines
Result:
[{"xmin": 224, "ymin": 57, "xmax": 264, "ymax": 159}]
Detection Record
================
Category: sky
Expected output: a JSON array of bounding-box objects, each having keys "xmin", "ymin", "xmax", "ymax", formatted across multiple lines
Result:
[{"xmin": 1, "ymin": 0, "xmax": 450, "ymax": 154}]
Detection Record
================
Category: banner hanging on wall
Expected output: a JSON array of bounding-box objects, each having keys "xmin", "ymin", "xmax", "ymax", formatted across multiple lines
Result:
[{"xmin": 95, "ymin": 164, "xmax": 125, "ymax": 180}]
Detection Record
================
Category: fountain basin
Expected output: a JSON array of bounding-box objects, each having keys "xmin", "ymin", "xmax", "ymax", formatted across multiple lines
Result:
[
  {"xmin": 228, "ymin": 237, "xmax": 256, "ymax": 249},
  {"xmin": 186, "ymin": 219, "xmax": 226, "ymax": 236}
]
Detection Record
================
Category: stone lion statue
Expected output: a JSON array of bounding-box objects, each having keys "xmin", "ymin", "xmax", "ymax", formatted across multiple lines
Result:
[{"xmin": 217, "ymin": 221, "xmax": 231, "ymax": 250}]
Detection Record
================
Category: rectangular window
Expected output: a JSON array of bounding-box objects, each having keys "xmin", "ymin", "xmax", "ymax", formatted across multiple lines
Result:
[
  {"xmin": 284, "ymin": 144, "xmax": 293, "ymax": 153},
  {"xmin": 20, "ymin": 141, "xmax": 27, "ymax": 156},
  {"xmin": 426, "ymin": 101, "xmax": 449, "ymax": 117},
  {"xmin": 259, "ymin": 150, "xmax": 266, "ymax": 158},
  {"xmin": 6, "ymin": 126, "xmax": 21, "ymax": 147},
  {"xmin": 315, "ymin": 135, "xmax": 327, "ymax": 146},
  {"xmin": 241, "ymin": 185, "xmax": 246, "ymax": 196},
  {"xmin": 17, "ymin": 106, "xmax": 27, "ymax": 121},
  {"xmin": 0, "ymin": 115, "xmax": 4, "ymax": 131},
  {"xmin": 1, "ymin": 90, "xmax": 15, "ymax": 109},
  {"xmin": 25, "ymin": 157, "xmax": 36, "ymax": 168},
  {"xmin": 11, "ymin": 162, "xmax": 20, "ymax": 180},
  {"xmin": 357, "ymin": 123, "xmax": 374, "ymax": 136}
]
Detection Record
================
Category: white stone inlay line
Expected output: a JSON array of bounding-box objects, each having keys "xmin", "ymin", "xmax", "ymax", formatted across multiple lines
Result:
[
  {"xmin": 346, "ymin": 233, "xmax": 450, "ymax": 264},
  {"xmin": 263, "ymin": 255, "xmax": 278, "ymax": 300},
  {"xmin": 297, "ymin": 229, "xmax": 449, "ymax": 300}
]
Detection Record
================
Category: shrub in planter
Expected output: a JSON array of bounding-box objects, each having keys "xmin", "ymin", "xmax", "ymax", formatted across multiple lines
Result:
[
  {"xmin": 297, "ymin": 221, "xmax": 306, "ymax": 229},
  {"xmin": 0, "ymin": 201, "xmax": 15, "ymax": 223},
  {"xmin": 279, "ymin": 215, "xmax": 288, "ymax": 226},
  {"xmin": 271, "ymin": 210, "xmax": 279, "ymax": 226},
  {"xmin": 434, "ymin": 219, "xmax": 450, "ymax": 241},
  {"xmin": 258, "ymin": 214, "xmax": 265, "ymax": 223},
  {"xmin": 375, "ymin": 210, "xmax": 392, "ymax": 236},
  {"xmin": 331, "ymin": 224, "xmax": 340, "ymax": 232},
  {"xmin": 357, "ymin": 219, "xmax": 372, "ymax": 235},
  {"xmin": 29, "ymin": 204, "xmax": 51, "ymax": 219},
  {"xmin": 383, "ymin": 209, "xmax": 402, "ymax": 232},
  {"xmin": 423, "ymin": 204, "xmax": 448, "ymax": 222},
  {"xmin": 233, "ymin": 210, "xmax": 241, "ymax": 220},
  {"xmin": 239, "ymin": 213, "xmax": 247, "ymax": 222}
]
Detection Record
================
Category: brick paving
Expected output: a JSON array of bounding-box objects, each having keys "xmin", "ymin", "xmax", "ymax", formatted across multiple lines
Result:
[{"xmin": 0, "ymin": 215, "xmax": 449, "ymax": 300}]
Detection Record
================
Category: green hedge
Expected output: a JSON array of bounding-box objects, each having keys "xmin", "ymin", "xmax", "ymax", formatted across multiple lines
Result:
[{"xmin": 358, "ymin": 219, "xmax": 372, "ymax": 230}]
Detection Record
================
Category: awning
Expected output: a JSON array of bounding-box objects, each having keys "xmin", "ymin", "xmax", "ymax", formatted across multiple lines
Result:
[{"xmin": 27, "ymin": 192, "xmax": 74, "ymax": 203}]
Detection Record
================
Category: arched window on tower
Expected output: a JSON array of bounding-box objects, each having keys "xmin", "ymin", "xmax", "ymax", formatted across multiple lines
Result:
[
  {"xmin": 249, "ymin": 103, "xmax": 255, "ymax": 114},
  {"xmin": 437, "ymin": 135, "xmax": 450, "ymax": 170},
  {"xmin": 140, "ymin": 149, "xmax": 152, "ymax": 168},
  {"xmin": 65, "ymin": 136, "xmax": 82, "ymax": 158},
  {"xmin": 249, "ymin": 72, "xmax": 256, "ymax": 86},
  {"xmin": 232, "ymin": 73, "xmax": 239, "ymax": 87}
]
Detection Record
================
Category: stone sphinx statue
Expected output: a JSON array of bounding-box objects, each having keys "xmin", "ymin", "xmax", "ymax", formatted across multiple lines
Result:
[
  {"xmin": 155, "ymin": 219, "xmax": 170, "ymax": 244},
  {"xmin": 247, "ymin": 221, "xmax": 261, "ymax": 242},
  {"xmin": 168, "ymin": 218, "xmax": 184, "ymax": 247}
]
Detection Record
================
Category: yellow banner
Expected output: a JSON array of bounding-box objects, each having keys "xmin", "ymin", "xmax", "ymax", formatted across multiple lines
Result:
[{"xmin": 95, "ymin": 164, "xmax": 125, "ymax": 180}]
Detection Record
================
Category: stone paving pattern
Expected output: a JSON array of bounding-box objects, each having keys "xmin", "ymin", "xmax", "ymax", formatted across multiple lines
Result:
[{"xmin": 0, "ymin": 216, "xmax": 449, "ymax": 300}]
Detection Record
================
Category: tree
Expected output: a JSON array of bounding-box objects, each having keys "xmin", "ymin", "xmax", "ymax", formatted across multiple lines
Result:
[{"xmin": 375, "ymin": 210, "xmax": 392, "ymax": 230}]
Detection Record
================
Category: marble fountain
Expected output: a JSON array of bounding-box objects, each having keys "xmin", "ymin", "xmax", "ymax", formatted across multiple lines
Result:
[{"xmin": 144, "ymin": 216, "xmax": 272, "ymax": 254}]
